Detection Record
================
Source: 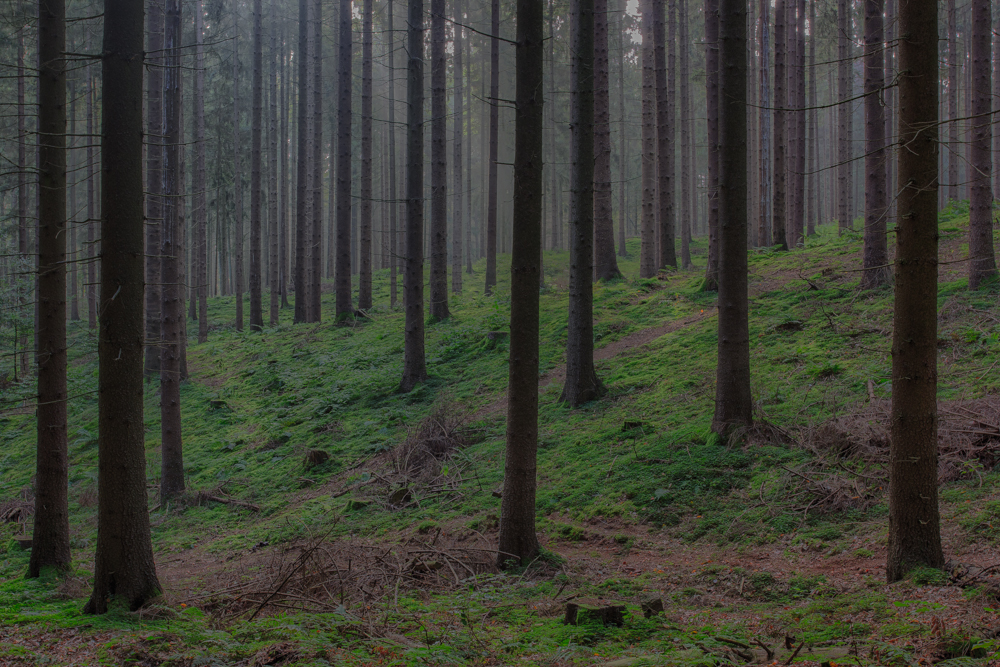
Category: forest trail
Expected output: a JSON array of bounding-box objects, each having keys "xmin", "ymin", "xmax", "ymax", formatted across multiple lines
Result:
[{"xmin": 473, "ymin": 307, "xmax": 717, "ymax": 420}]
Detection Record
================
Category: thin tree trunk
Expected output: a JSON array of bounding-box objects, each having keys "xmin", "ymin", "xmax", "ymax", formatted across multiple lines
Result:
[
  {"xmin": 144, "ymin": 0, "xmax": 164, "ymax": 380},
  {"xmin": 593, "ymin": 0, "xmax": 620, "ymax": 280},
  {"xmin": 679, "ymin": 0, "xmax": 692, "ymax": 266},
  {"xmin": 968, "ymin": 0, "xmax": 995, "ymax": 289},
  {"xmin": 562, "ymin": 0, "xmax": 605, "ymax": 406},
  {"xmin": 886, "ymin": 0, "xmax": 943, "ymax": 582},
  {"xmin": 18, "ymin": 21, "xmax": 31, "ymax": 375},
  {"xmin": 758, "ymin": 0, "xmax": 770, "ymax": 246},
  {"xmin": 465, "ymin": 31, "xmax": 473, "ymax": 274},
  {"xmin": 280, "ymin": 24, "xmax": 290, "ymax": 309},
  {"xmin": 430, "ymin": 0, "xmax": 449, "ymax": 318},
  {"xmin": 946, "ymin": 0, "xmax": 958, "ymax": 203},
  {"xmin": 838, "ymin": 0, "xmax": 852, "ymax": 229},
  {"xmin": 85, "ymin": 0, "xmax": 161, "ymax": 612},
  {"xmin": 712, "ymin": 0, "xmax": 751, "ymax": 434},
  {"xmin": 359, "ymin": 0, "xmax": 374, "ymax": 310},
  {"xmin": 484, "ymin": 0, "xmax": 500, "ymax": 294},
  {"xmin": 654, "ymin": 0, "xmax": 677, "ymax": 268},
  {"xmin": 401, "ymin": 0, "xmax": 428, "ymax": 392},
  {"xmin": 249, "ymin": 0, "xmax": 263, "ymax": 329},
  {"xmin": 639, "ymin": 0, "xmax": 657, "ymax": 278},
  {"xmin": 861, "ymin": 0, "xmax": 889, "ymax": 289},
  {"xmin": 86, "ymin": 55, "xmax": 97, "ymax": 330},
  {"xmin": 30, "ymin": 0, "xmax": 71, "ymax": 577},
  {"xmin": 293, "ymin": 0, "xmax": 309, "ymax": 322},
  {"xmin": 772, "ymin": 0, "xmax": 788, "ymax": 249},
  {"xmin": 388, "ymin": 0, "xmax": 398, "ymax": 306},
  {"xmin": 68, "ymin": 74, "xmax": 79, "ymax": 323},
  {"xmin": 498, "ymin": 0, "xmax": 543, "ymax": 568},
  {"xmin": 702, "ymin": 0, "xmax": 720, "ymax": 288},
  {"xmin": 617, "ymin": 0, "xmax": 628, "ymax": 258},
  {"xmin": 268, "ymin": 0, "xmax": 279, "ymax": 325},
  {"xmin": 806, "ymin": 0, "xmax": 816, "ymax": 236},
  {"xmin": 194, "ymin": 0, "xmax": 209, "ymax": 341},
  {"xmin": 792, "ymin": 0, "xmax": 806, "ymax": 245},
  {"xmin": 452, "ymin": 0, "xmax": 464, "ymax": 293},
  {"xmin": 335, "ymin": 0, "xmax": 353, "ymax": 317},
  {"xmin": 233, "ymin": 7, "xmax": 244, "ymax": 331},
  {"xmin": 160, "ymin": 0, "xmax": 185, "ymax": 502},
  {"xmin": 309, "ymin": 0, "xmax": 323, "ymax": 321}
]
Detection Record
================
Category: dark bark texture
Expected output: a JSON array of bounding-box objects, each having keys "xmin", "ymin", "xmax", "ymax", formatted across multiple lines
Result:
[
  {"xmin": 430, "ymin": 0, "xmax": 449, "ymax": 319},
  {"xmin": 593, "ymin": 0, "xmax": 620, "ymax": 280},
  {"xmin": 335, "ymin": 0, "xmax": 354, "ymax": 317},
  {"xmin": 967, "ymin": 0, "xmax": 995, "ymax": 289},
  {"xmin": 861, "ymin": 0, "xmax": 890, "ymax": 289}
]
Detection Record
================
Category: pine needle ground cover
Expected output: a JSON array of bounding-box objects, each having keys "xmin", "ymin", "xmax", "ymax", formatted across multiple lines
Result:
[{"xmin": 2, "ymin": 214, "xmax": 1000, "ymax": 665}]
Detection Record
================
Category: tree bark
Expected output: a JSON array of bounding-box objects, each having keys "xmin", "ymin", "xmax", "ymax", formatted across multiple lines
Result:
[
  {"xmin": 498, "ymin": 0, "xmax": 544, "ymax": 567},
  {"xmin": 654, "ymin": 0, "xmax": 677, "ymax": 268},
  {"xmin": 712, "ymin": 0, "xmax": 751, "ymax": 434},
  {"xmin": 309, "ymin": 0, "xmax": 323, "ymax": 321},
  {"xmin": 293, "ymin": 0, "xmax": 309, "ymax": 322},
  {"xmin": 639, "ymin": 0, "xmax": 657, "ymax": 278},
  {"xmin": 359, "ymin": 0, "xmax": 374, "ymax": 310},
  {"xmin": 861, "ymin": 0, "xmax": 889, "ymax": 289},
  {"xmin": 401, "ymin": 0, "xmax": 428, "ymax": 392},
  {"xmin": 335, "ymin": 0, "xmax": 354, "ymax": 318},
  {"xmin": 837, "ymin": 0, "xmax": 852, "ymax": 230},
  {"xmin": 30, "ymin": 0, "xmax": 71, "ymax": 577},
  {"xmin": 144, "ymin": 0, "xmax": 164, "ymax": 380},
  {"xmin": 268, "ymin": 0, "xmax": 279, "ymax": 325},
  {"xmin": 68, "ymin": 75, "xmax": 79, "ymax": 323},
  {"xmin": 617, "ymin": 0, "xmax": 628, "ymax": 258},
  {"xmin": 249, "ymin": 0, "xmax": 263, "ymax": 329},
  {"xmin": 806, "ymin": 0, "xmax": 816, "ymax": 237},
  {"xmin": 160, "ymin": 0, "xmax": 185, "ymax": 502},
  {"xmin": 679, "ymin": 0, "xmax": 692, "ymax": 266},
  {"xmin": 593, "ymin": 0, "xmax": 621, "ymax": 280},
  {"xmin": 233, "ymin": 8, "xmax": 244, "ymax": 331},
  {"xmin": 452, "ymin": 0, "xmax": 465, "ymax": 293},
  {"xmin": 968, "ymin": 0, "xmax": 995, "ymax": 289},
  {"xmin": 757, "ymin": 0, "xmax": 770, "ymax": 246},
  {"xmin": 772, "ymin": 0, "xmax": 788, "ymax": 249},
  {"xmin": 702, "ymin": 0, "xmax": 719, "ymax": 288},
  {"xmin": 561, "ymin": 0, "xmax": 605, "ymax": 407},
  {"xmin": 279, "ymin": 23, "xmax": 290, "ymax": 309},
  {"xmin": 484, "ymin": 0, "xmax": 500, "ymax": 294},
  {"xmin": 86, "ymin": 55, "xmax": 97, "ymax": 330},
  {"xmin": 194, "ymin": 0, "xmax": 209, "ymax": 341},
  {"xmin": 388, "ymin": 0, "xmax": 398, "ymax": 307},
  {"xmin": 430, "ymin": 0, "xmax": 449, "ymax": 318},
  {"xmin": 946, "ymin": 0, "xmax": 958, "ymax": 203},
  {"xmin": 886, "ymin": 0, "xmax": 944, "ymax": 583},
  {"xmin": 85, "ymin": 0, "xmax": 162, "ymax": 611}
]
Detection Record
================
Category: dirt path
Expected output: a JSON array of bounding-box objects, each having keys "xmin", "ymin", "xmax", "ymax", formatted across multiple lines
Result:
[{"xmin": 473, "ymin": 308, "xmax": 716, "ymax": 420}]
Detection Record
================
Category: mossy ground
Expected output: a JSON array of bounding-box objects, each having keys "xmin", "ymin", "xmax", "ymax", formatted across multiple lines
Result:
[{"xmin": 2, "ymin": 211, "xmax": 1000, "ymax": 665}]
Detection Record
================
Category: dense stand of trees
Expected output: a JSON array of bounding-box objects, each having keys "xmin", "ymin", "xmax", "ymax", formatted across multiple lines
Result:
[{"xmin": 1, "ymin": 0, "xmax": 996, "ymax": 605}]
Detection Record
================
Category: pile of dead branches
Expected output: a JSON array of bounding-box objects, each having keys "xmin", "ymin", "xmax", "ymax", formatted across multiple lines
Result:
[
  {"xmin": 199, "ymin": 531, "xmax": 500, "ymax": 629},
  {"xmin": 388, "ymin": 401, "xmax": 474, "ymax": 480}
]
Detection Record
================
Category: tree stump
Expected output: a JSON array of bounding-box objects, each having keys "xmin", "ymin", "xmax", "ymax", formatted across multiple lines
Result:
[
  {"xmin": 639, "ymin": 594, "xmax": 664, "ymax": 618},
  {"xmin": 564, "ymin": 600, "xmax": 626, "ymax": 626}
]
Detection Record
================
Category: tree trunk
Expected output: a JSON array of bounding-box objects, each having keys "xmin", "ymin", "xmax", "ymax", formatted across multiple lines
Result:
[
  {"xmin": 837, "ymin": 0, "xmax": 852, "ymax": 229},
  {"xmin": 946, "ymin": 0, "xmax": 958, "ymax": 203},
  {"xmin": 702, "ymin": 0, "xmax": 719, "ymax": 288},
  {"xmin": 679, "ymin": 0, "xmax": 692, "ymax": 267},
  {"xmin": 499, "ymin": 0, "xmax": 544, "ymax": 568},
  {"xmin": 268, "ymin": 1, "xmax": 279, "ymax": 325},
  {"xmin": 772, "ymin": 0, "xmax": 788, "ymax": 249},
  {"xmin": 887, "ymin": 0, "xmax": 944, "ymax": 582},
  {"xmin": 861, "ymin": 0, "xmax": 889, "ymax": 289},
  {"xmin": 757, "ymin": 0, "xmax": 770, "ymax": 246},
  {"xmin": 388, "ymin": 0, "xmax": 398, "ymax": 306},
  {"xmin": 654, "ymin": 0, "xmax": 677, "ymax": 269},
  {"xmin": 293, "ymin": 0, "xmax": 309, "ymax": 322},
  {"xmin": 617, "ymin": 0, "xmax": 628, "ymax": 258},
  {"xmin": 484, "ymin": 0, "xmax": 500, "ymax": 294},
  {"xmin": 279, "ymin": 23, "xmax": 290, "ymax": 309},
  {"xmin": 561, "ymin": 0, "xmax": 605, "ymax": 407},
  {"xmin": 233, "ymin": 8, "xmax": 244, "ymax": 331},
  {"xmin": 968, "ymin": 0, "xmax": 995, "ymax": 289},
  {"xmin": 806, "ymin": 0, "xmax": 816, "ymax": 236},
  {"xmin": 249, "ymin": 0, "xmax": 263, "ymax": 329},
  {"xmin": 639, "ymin": 0, "xmax": 656, "ymax": 278},
  {"xmin": 194, "ymin": 0, "xmax": 209, "ymax": 341},
  {"xmin": 712, "ymin": 0, "xmax": 751, "ymax": 434},
  {"xmin": 160, "ymin": 0, "xmax": 185, "ymax": 502},
  {"xmin": 86, "ymin": 56, "xmax": 97, "ymax": 330},
  {"xmin": 792, "ymin": 0, "xmax": 806, "ymax": 244},
  {"xmin": 359, "ymin": 0, "xmax": 374, "ymax": 310},
  {"xmin": 452, "ymin": 0, "xmax": 464, "ymax": 293},
  {"xmin": 334, "ymin": 0, "xmax": 353, "ymax": 318},
  {"xmin": 17, "ymin": 22, "xmax": 31, "ymax": 376},
  {"xmin": 310, "ymin": 0, "xmax": 323, "ymax": 321},
  {"xmin": 593, "ymin": 0, "xmax": 621, "ymax": 280},
  {"xmin": 30, "ymin": 0, "xmax": 71, "ymax": 577},
  {"xmin": 85, "ymin": 0, "xmax": 161, "ymax": 612},
  {"xmin": 68, "ymin": 75, "xmax": 79, "ymax": 323},
  {"xmin": 401, "ymin": 0, "xmax": 428, "ymax": 392},
  {"xmin": 430, "ymin": 0, "xmax": 449, "ymax": 318},
  {"xmin": 144, "ymin": 0, "xmax": 163, "ymax": 380}
]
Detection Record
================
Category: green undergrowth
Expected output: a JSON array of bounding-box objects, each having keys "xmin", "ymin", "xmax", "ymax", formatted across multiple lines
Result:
[{"xmin": 3, "ymin": 211, "xmax": 1000, "ymax": 665}]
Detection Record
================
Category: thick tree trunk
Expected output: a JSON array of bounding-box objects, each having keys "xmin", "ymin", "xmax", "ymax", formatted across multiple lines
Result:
[
  {"xmin": 194, "ymin": 0, "xmax": 209, "ymax": 341},
  {"xmin": 335, "ymin": 0, "xmax": 354, "ymax": 318},
  {"xmin": 30, "ymin": 0, "xmax": 71, "ymax": 577},
  {"xmin": 861, "ymin": 0, "xmax": 889, "ymax": 289},
  {"xmin": 561, "ymin": 0, "xmax": 605, "ymax": 407},
  {"xmin": 593, "ymin": 0, "xmax": 620, "ymax": 280},
  {"xmin": 679, "ymin": 0, "xmax": 692, "ymax": 267},
  {"xmin": 401, "ymin": 0, "xmax": 428, "ymax": 392},
  {"xmin": 85, "ymin": 0, "xmax": 161, "ymax": 612},
  {"xmin": 484, "ymin": 0, "xmax": 500, "ymax": 294},
  {"xmin": 654, "ymin": 0, "xmax": 677, "ymax": 268},
  {"xmin": 887, "ymin": 0, "xmax": 944, "ymax": 582},
  {"xmin": 498, "ymin": 0, "xmax": 544, "ymax": 567},
  {"xmin": 702, "ymin": 0, "xmax": 719, "ymax": 288},
  {"xmin": 160, "ymin": 0, "xmax": 185, "ymax": 502},
  {"xmin": 144, "ymin": 0, "xmax": 164, "ymax": 380},
  {"xmin": 268, "ymin": 2, "xmax": 279, "ymax": 325},
  {"xmin": 430, "ymin": 0, "xmax": 449, "ymax": 318},
  {"xmin": 293, "ymin": 0, "xmax": 309, "ymax": 322},
  {"xmin": 712, "ymin": 0, "xmax": 751, "ymax": 434},
  {"xmin": 388, "ymin": 0, "xmax": 398, "ymax": 307},
  {"xmin": 359, "ymin": 0, "xmax": 374, "ymax": 310},
  {"xmin": 249, "ymin": 0, "xmax": 263, "ymax": 329},
  {"xmin": 968, "ymin": 0, "xmax": 995, "ymax": 289},
  {"xmin": 452, "ymin": 0, "xmax": 465, "ymax": 293},
  {"xmin": 639, "ymin": 0, "xmax": 657, "ymax": 278}
]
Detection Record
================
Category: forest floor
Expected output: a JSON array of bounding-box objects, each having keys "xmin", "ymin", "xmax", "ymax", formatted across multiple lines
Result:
[{"xmin": 3, "ymin": 204, "xmax": 1000, "ymax": 666}]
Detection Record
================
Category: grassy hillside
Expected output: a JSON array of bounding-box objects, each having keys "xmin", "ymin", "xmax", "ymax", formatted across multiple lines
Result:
[{"xmin": 2, "ymin": 210, "xmax": 1000, "ymax": 666}]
